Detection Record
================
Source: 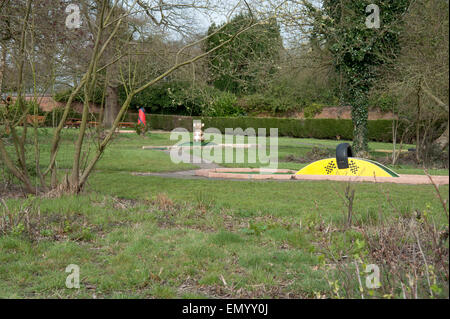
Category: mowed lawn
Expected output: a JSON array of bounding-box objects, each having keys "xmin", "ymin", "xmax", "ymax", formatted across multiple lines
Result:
[{"xmin": 0, "ymin": 129, "xmax": 448, "ymax": 298}]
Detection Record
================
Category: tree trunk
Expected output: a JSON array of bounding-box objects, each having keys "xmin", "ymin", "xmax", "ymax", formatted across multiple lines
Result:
[
  {"xmin": 419, "ymin": 84, "xmax": 449, "ymax": 151},
  {"xmin": 434, "ymin": 121, "xmax": 449, "ymax": 150},
  {"xmin": 351, "ymin": 94, "xmax": 369, "ymax": 157},
  {"xmin": 0, "ymin": 43, "xmax": 6, "ymax": 98},
  {"xmin": 416, "ymin": 86, "xmax": 421, "ymax": 162},
  {"xmin": 103, "ymin": 85, "xmax": 120, "ymax": 128}
]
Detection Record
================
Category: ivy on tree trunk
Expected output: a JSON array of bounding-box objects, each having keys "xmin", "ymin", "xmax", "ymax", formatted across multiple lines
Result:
[
  {"xmin": 308, "ymin": 0, "xmax": 411, "ymax": 156},
  {"xmin": 351, "ymin": 89, "xmax": 369, "ymax": 155}
]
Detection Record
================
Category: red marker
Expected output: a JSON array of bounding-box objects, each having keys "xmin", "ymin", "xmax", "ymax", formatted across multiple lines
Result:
[{"xmin": 138, "ymin": 107, "xmax": 146, "ymax": 126}]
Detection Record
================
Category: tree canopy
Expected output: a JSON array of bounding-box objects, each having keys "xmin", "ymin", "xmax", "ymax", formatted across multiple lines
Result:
[{"xmin": 205, "ymin": 13, "xmax": 283, "ymax": 95}]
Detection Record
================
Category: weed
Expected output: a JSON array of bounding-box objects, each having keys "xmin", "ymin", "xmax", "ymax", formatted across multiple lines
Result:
[
  {"xmin": 318, "ymin": 179, "xmax": 449, "ymax": 299},
  {"xmin": 195, "ymin": 192, "xmax": 216, "ymax": 214},
  {"xmin": 154, "ymin": 193, "xmax": 175, "ymax": 212}
]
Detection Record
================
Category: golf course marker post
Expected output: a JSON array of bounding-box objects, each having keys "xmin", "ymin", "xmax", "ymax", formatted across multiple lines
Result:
[{"xmin": 193, "ymin": 120, "xmax": 204, "ymax": 143}]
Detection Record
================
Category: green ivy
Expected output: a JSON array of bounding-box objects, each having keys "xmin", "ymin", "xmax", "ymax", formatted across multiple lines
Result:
[{"xmin": 309, "ymin": 0, "xmax": 410, "ymax": 154}]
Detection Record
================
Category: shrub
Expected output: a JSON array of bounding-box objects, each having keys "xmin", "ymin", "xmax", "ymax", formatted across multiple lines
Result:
[
  {"xmin": 303, "ymin": 103, "xmax": 325, "ymax": 119},
  {"xmin": 119, "ymin": 82, "xmax": 243, "ymax": 117},
  {"xmin": 141, "ymin": 113, "xmax": 401, "ymax": 141},
  {"xmin": 124, "ymin": 81, "xmax": 191, "ymax": 114},
  {"xmin": 239, "ymin": 94, "xmax": 277, "ymax": 114},
  {"xmin": 204, "ymin": 90, "xmax": 243, "ymax": 117},
  {"xmin": 135, "ymin": 123, "xmax": 149, "ymax": 136},
  {"xmin": 238, "ymin": 78, "xmax": 339, "ymax": 116},
  {"xmin": 166, "ymin": 84, "xmax": 243, "ymax": 117},
  {"xmin": 368, "ymin": 91, "xmax": 398, "ymax": 112}
]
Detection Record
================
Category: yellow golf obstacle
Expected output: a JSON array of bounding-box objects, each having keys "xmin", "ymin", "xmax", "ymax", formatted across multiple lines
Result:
[{"xmin": 296, "ymin": 143, "xmax": 399, "ymax": 178}]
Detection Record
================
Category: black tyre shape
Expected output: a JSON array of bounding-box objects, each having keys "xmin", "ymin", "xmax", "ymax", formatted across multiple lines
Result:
[{"xmin": 336, "ymin": 143, "xmax": 353, "ymax": 169}]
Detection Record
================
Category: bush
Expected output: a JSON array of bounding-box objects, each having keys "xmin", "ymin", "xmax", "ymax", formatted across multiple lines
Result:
[
  {"xmin": 239, "ymin": 94, "xmax": 280, "ymax": 114},
  {"xmin": 238, "ymin": 78, "xmax": 339, "ymax": 116},
  {"xmin": 123, "ymin": 81, "xmax": 190, "ymax": 114},
  {"xmin": 135, "ymin": 123, "xmax": 150, "ymax": 136},
  {"xmin": 118, "ymin": 81, "xmax": 244, "ymax": 117},
  {"xmin": 368, "ymin": 91, "xmax": 398, "ymax": 112},
  {"xmin": 303, "ymin": 103, "xmax": 324, "ymax": 119},
  {"xmin": 142, "ymin": 113, "xmax": 400, "ymax": 141},
  {"xmin": 53, "ymin": 78, "xmax": 339, "ymax": 118},
  {"xmin": 204, "ymin": 90, "xmax": 243, "ymax": 117}
]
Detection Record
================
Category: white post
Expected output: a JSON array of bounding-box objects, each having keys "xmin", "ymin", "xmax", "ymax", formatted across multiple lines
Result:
[{"xmin": 193, "ymin": 120, "xmax": 204, "ymax": 143}]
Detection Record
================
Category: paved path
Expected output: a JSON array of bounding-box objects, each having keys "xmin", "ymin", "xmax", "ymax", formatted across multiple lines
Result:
[{"xmin": 197, "ymin": 168, "xmax": 449, "ymax": 185}]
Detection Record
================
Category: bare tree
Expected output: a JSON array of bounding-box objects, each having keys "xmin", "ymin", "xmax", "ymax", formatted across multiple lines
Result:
[
  {"xmin": 0, "ymin": 0, "xmax": 285, "ymax": 194},
  {"xmin": 384, "ymin": 0, "xmax": 448, "ymax": 157}
]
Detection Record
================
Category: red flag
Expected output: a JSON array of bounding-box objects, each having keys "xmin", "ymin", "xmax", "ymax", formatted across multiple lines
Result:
[{"xmin": 138, "ymin": 107, "xmax": 146, "ymax": 126}]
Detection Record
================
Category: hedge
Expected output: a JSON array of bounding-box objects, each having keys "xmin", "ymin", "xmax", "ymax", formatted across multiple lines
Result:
[{"xmin": 126, "ymin": 113, "xmax": 398, "ymax": 142}]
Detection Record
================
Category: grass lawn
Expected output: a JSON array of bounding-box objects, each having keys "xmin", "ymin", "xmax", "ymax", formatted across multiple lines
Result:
[{"xmin": 0, "ymin": 129, "xmax": 448, "ymax": 298}]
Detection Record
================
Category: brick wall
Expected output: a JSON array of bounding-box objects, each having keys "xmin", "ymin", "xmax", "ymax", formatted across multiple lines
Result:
[{"xmin": 8, "ymin": 95, "xmax": 101, "ymax": 113}]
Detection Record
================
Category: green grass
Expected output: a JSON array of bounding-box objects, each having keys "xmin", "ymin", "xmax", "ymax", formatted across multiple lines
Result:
[
  {"xmin": 5, "ymin": 128, "xmax": 446, "ymax": 175},
  {"xmin": 0, "ymin": 193, "xmax": 328, "ymax": 298},
  {"xmin": 4, "ymin": 128, "xmax": 198, "ymax": 173},
  {"xmin": 89, "ymin": 172, "xmax": 448, "ymax": 225},
  {"xmin": 0, "ymin": 128, "xmax": 448, "ymax": 298}
]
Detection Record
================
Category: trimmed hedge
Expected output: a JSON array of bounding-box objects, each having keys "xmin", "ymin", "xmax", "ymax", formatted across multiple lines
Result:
[{"xmin": 126, "ymin": 113, "xmax": 398, "ymax": 142}]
